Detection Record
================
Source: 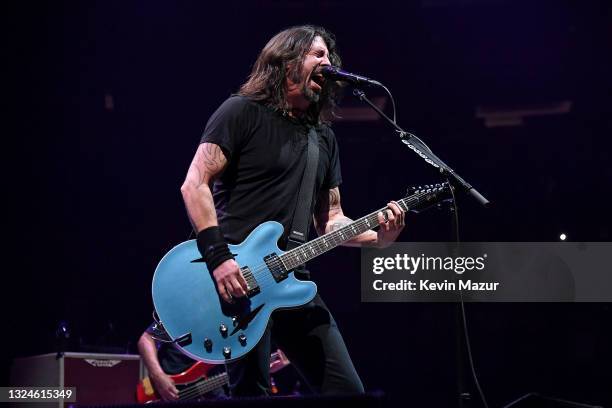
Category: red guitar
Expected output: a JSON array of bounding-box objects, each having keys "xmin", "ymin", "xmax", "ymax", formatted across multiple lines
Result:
[{"xmin": 136, "ymin": 350, "xmax": 289, "ymax": 403}]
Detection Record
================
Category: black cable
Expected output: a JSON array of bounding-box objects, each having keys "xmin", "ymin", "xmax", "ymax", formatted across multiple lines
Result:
[
  {"xmin": 447, "ymin": 177, "xmax": 489, "ymax": 408},
  {"xmin": 378, "ymin": 82, "xmax": 397, "ymax": 124}
]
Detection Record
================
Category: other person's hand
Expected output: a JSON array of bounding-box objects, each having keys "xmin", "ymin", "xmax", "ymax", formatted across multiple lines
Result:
[{"xmin": 150, "ymin": 372, "xmax": 179, "ymax": 401}]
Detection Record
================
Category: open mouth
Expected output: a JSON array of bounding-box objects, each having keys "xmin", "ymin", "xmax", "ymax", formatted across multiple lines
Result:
[{"xmin": 310, "ymin": 72, "xmax": 325, "ymax": 89}]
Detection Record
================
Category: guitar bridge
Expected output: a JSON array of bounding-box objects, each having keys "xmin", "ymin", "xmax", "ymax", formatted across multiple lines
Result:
[{"xmin": 264, "ymin": 254, "xmax": 288, "ymax": 283}]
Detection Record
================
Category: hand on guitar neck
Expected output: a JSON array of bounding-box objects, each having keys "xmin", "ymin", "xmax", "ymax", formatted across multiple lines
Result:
[
  {"xmin": 152, "ymin": 183, "xmax": 452, "ymax": 364},
  {"xmin": 138, "ymin": 331, "xmax": 180, "ymax": 402},
  {"xmin": 136, "ymin": 345, "xmax": 291, "ymax": 403},
  {"xmin": 148, "ymin": 371, "xmax": 179, "ymax": 402}
]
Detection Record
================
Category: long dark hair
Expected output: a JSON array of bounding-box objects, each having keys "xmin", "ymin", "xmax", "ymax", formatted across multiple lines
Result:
[{"xmin": 238, "ymin": 25, "xmax": 342, "ymax": 125}]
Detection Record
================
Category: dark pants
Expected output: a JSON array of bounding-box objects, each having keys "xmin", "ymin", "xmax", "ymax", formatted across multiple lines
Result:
[{"xmin": 226, "ymin": 294, "xmax": 364, "ymax": 396}]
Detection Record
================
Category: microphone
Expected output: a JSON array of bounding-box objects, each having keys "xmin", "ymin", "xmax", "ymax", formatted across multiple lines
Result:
[{"xmin": 321, "ymin": 66, "xmax": 382, "ymax": 87}]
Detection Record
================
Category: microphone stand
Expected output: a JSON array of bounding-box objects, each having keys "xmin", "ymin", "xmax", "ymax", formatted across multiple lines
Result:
[
  {"xmin": 352, "ymin": 89, "xmax": 489, "ymax": 207},
  {"xmin": 353, "ymin": 88, "xmax": 489, "ymax": 408}
]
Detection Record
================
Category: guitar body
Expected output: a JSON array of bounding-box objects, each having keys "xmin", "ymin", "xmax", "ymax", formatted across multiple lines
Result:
[
  {"xmin": 153, "ymin": 184, "xmax": 450, "ymax": 364},
  {"xmin": 152, "ymin": 221, "xmax": 317, "ymax": 363},
  {"xmin": 136, "ymin": 362, "xmax": 213, "ymax": 403}
]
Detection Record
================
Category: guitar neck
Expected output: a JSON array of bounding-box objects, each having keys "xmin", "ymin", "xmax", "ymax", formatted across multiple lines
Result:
[
  {"xmin": 174, "ymin": 350, "xmax": 287, "ymax": 400},
  {"xmin": 180, "ymin": 372, "xmax": 228, "ymax": 398},
  {"xmin": 279, "ymin": 191, "xmax": 430, "ymax": 270}
]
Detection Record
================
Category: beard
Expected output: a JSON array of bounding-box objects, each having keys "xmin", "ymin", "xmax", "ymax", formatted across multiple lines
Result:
[
  {"xmin": 287, "ymin": 64, "xmax": 323, "ymax": 107},
  {"xmin": 303, "ymin": 82, "xmax": 321, "ymax": 104}
]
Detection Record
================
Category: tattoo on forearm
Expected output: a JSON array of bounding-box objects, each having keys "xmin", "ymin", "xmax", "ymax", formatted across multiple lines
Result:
[
  {"xmin": 314, "ymin": 187, "xmax": 345, "ymax": 235},
  {"xmin": 325, "ymin": 188, "xmax": 342, "ymax": 219},
  {"xmin": 329, "ymin": 217, "xmax": 351, "ymax": 231}
]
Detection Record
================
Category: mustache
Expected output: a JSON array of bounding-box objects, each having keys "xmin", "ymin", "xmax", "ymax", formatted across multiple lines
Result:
[{"xmin": 310, "ymin": 63, "xmax": 325, "ymax": 78}]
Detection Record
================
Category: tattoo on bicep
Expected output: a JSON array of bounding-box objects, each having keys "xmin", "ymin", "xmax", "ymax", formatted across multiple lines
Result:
[
  {"xmin": 189, "ymin": 143, "xmax": 227, "ymax": 184},
  {"xmin": 202, "ymin": 143, "xmax": 226, "ymax": 173}
]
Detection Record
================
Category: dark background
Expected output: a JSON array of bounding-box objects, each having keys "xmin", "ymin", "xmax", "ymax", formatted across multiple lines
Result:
[{"xmin": 5, "ymin": 1, "xmax": 612, "ymax": 407}]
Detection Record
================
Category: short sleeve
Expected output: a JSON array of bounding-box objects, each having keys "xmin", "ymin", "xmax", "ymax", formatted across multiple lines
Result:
[{"xmin": 200, "ymin": 96, "xmax": 253, "ymax": 161}]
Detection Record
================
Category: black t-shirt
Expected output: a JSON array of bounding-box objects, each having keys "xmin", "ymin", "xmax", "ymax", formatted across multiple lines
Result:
[
  {"xmin": 200, "ymin": 96, "xmax": 342, "ymax": 248},
  {"xmin": 158, "ymin": 342, "xmax": 197, "ymax": 375}
]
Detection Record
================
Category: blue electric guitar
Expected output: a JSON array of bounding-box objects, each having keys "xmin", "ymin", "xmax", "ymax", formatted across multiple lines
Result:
[{"xmin": 152, "ymin": 183, "xmax": 451, "ymax": 363}]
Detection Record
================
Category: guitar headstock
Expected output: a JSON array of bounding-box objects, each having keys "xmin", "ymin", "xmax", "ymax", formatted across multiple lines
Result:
[{"xmin": 405, "ymin": 182, "xmax": 454, "ymax": 213}]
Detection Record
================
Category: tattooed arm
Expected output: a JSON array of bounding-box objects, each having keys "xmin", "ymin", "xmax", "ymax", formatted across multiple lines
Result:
[
  {"xmin": 313, "ymin": 187, "xmax": 377, "ymax": 247},
  {"xmin": 313, "ymin": 187, "xmax": 406, "ymax": 248},
  {"xmin": 181, "ymin": 142, "xmax": 248, "ymax": 301},
  {"xmin": 180, "ymin": 143, "xmax": 228, "ymax": 232}
]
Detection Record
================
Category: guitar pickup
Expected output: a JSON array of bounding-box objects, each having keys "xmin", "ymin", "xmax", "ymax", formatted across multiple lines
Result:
[
  {"xmin": 264, "ymin": 254, "xmax": 288, "ymax": 283},
  {"xmin": 240, "ymin": 266, "xmax": 260, "ymax": 297}
]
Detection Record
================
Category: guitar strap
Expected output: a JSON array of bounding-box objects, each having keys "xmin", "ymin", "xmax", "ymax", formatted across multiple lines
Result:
[{"xmin": 286, "ymin": 126, "xmax": 319, "ymax": 252}]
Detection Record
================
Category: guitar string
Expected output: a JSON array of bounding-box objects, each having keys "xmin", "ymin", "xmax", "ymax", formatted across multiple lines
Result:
[
  {"xmin": 249, "ymin": 212, "xmax": 378, "ymax": 290},
  {"xmin": 241, "ymin": 190, "xmax": 438, "ymax": 291},
  {"xmin": 176, "ymin": 353, "xmax": 282, "ymax": 400},
  {"xmin": 240, "ymin": 190, "xmax": 436, "ymax": 292},
  {"xmin": 173, "ymin": 189, "xmax": 444, "ymax": 357},
  {"xmin": 177, "ymin": 373, "xmax": 228, "ymax": 401},
  {"xmin": 178, "ymin": 377, "xmax": 228, "ymax": 401},
  {"xmin": 248, "ymin": 190, "xmax": 423, "ymax": 280},
  {"xmin": 243, "ymin": 212, "xmax": 380, "ymax": 290}
]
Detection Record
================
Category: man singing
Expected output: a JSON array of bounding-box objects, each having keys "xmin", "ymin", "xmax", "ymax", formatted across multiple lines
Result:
[{"xmin": 180, "ymin": 25, "xmax": 405, "ymax": 396}]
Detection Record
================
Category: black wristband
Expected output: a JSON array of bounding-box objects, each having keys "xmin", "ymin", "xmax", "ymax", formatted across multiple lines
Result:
[{"xmin": 196, "ymin": 226, "xmax": 234, "ymax": 272}]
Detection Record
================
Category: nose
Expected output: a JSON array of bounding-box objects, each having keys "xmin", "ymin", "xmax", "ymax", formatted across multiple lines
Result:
[{"xmin": 320, "ymin": 55, "xmax": 331, "ymax": 67}]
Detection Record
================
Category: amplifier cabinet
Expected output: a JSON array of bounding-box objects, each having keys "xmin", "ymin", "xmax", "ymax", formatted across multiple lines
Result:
[{"xmin": 10, "ymin": 352, "xmax": 143, "ymax": 408}]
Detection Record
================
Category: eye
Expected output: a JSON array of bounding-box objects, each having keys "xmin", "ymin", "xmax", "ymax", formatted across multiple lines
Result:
[{"xmin": 310, "ymin": 49, "xmax": 325, "ymax": 58}]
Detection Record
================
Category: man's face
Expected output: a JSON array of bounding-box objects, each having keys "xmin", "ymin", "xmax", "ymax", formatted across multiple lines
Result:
[{"xmin": 286, "ymin": 36, "xmax": 331, "ymax": 107}]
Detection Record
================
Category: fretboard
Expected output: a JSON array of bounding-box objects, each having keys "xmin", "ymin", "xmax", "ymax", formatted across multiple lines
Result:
[
  {"xmin": 179, "ymin": 372, "xmax": 228, "ymax": 399},
  {"xmin": 279, "ymin": 189, "xmax": 436, "ymax": 270}
]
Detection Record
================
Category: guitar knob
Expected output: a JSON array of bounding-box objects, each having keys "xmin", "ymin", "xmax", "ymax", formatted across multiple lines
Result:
[
  {"xmin": 232, "ymin": 316, "xmax": 239, "ymax": 327},
  {"xmin": 238, "ymin": 334, "xmax": 247, "ymax": 346},
  {"xmin": 204, "ymin": 338, "xmax": 213, "ymax": 352},
  {"xmin": 223, "ymin": 347, "xmax": 231, "ymax": 359},
  {"xmin": 219, "ymin": 323, "xmax": 228, "ymax": 337}
]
